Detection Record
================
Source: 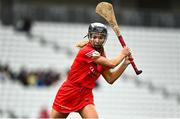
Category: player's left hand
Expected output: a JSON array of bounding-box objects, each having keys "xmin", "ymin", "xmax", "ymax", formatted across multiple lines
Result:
[{"xmin": 123, "ymin": 54, "xmax": 133, "ymax": 65}]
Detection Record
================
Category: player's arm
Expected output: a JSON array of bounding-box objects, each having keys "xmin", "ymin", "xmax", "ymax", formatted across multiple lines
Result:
[
  {"xmin": 94, "ymin": 47, "xmax": 130, "ymax": 68},
  {"xmin": 102, "ymin": 56, "xmax": 131, "ymax": 84},
  {"xmin": 94, "ymin": 54, "xmax": 124, "ymax": 68}
]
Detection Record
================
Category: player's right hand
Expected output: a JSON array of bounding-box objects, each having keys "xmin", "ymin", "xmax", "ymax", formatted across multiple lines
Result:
[{"xmin": 121, "ymin": 47, "xmax": 131, "ymax": 57}]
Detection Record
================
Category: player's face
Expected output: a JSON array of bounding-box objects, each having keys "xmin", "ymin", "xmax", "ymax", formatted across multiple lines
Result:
[{"xmin": 90, "ymin": 33, "xmax": 106, "ymax": 49}]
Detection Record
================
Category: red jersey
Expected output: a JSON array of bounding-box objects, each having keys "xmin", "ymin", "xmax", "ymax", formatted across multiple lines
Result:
[
  {"xmin": 52, "ymin": 43, "xmax": 109, "ymax": 113},
  {"xmin": 67, "ymin": 43, "xmax": 107, "ymax": 89}
]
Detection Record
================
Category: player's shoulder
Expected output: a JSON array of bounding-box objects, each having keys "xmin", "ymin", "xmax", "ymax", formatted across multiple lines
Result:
[{"xmin": 80, "ymin": 46, "xmax": 100, "ymax": 58}]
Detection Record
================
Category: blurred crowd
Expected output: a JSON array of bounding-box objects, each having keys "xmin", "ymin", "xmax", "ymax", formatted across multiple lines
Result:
[
  {"xmin": 0, "ymin": 63, "xmax": 61, "ymax": 87},
  {"xmin": 0, "ymin": 62, "xmax": 100, "ymax": 88}
]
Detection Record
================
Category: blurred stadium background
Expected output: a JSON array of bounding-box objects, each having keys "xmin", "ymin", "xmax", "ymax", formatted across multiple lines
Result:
[{"xmin": 0, "ymin": 0, "xmax": 180, "ymax": 118}]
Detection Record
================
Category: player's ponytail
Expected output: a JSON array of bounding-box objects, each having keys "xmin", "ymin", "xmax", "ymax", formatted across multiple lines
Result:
[{"xmin": 76, "ymin": 39, "xmax": 89, "ymax": 48}]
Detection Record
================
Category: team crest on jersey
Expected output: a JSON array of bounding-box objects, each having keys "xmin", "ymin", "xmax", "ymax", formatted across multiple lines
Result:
[
  {"xmin": 89, "ymin": 66, "xmax": 99, "ymax": 76},
  {"xmin": 85, "ymin": 50, "xmax": 100, "ymax": 58}
]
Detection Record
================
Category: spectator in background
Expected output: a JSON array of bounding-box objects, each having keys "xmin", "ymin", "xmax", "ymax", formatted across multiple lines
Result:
[
  {"xmin": 27, "ymin": 71, "xmax": 38, "ymax": 86},
  {"xmin": 17, "ymin": 67, "xmax": 28, "ymax": 86},
  {"xmin": 38, "ymin": 106, "xmax": 49, "ymax": 119},
  {"xmin": 0, "ymin": 64, "xmax": 15, "ymax": 81}
]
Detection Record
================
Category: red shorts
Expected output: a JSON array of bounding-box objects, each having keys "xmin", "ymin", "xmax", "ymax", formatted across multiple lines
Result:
[{"xmin": 52, "ymin": 80, "xmax": 94, "ymax": 113}]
